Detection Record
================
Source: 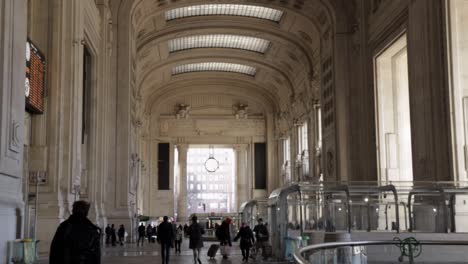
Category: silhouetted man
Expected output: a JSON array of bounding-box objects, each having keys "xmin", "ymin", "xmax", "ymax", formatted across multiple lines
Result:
[
  {"xmin": 49, "ymin": 200, "xmax": 101, "ymax": 264},
  {"xmin": 157, "ymin": 216, "xmax": 174, "ymax": 264},
  {"xmin": 105, "ymin": 224, "xmax": 111, "ymax": 245},
  {"xmin": 137, "ymin": 223, "xmax": 146, "ymax": 246}
]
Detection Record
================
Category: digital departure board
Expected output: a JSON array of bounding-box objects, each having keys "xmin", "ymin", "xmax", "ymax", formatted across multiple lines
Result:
[{"xmin": 25, "ymin": 40, "xmax": 45, "ymax": 114}]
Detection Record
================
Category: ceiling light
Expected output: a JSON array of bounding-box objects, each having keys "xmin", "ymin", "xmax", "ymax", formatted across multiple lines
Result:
[
  {"xmin": 172, "ymin": 62, "xmax": 256, "ymax": 76},
  {"xmin": 169, "ymin": 34, "xmax": 270, "ymax": 53},
  {"xmin": 165, "ymin": 4, "xmax": 284, "ymax": 22}
]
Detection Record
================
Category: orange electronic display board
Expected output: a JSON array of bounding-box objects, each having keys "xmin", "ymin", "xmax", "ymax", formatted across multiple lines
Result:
[{"xmin": 25, "ymin": 40, "xmax": 45, "ymax": 114}]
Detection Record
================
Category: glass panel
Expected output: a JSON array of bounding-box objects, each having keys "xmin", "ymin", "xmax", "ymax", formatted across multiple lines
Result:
[
  {"xmin": 169, "ymin": 34, "xmax": 271, "ymax": 53},
  {"xmin": 306, "ymin": 244, "xmax": 468, "ymax": 263},
  {"xmin": 165, "ymin": 4, "xmax": 284, "ymax": 22},
  {"xmin": 172, "ymin": 62, "xmax": 256, "ymax": 76}
]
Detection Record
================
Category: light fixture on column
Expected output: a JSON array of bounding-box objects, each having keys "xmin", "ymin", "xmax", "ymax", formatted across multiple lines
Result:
[{"xmin": 205, "ymin": 145, "xmax": 219, "ymax": 173}]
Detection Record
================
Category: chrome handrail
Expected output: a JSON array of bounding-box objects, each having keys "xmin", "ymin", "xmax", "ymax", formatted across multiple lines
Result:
[{"xmin": 293, "ymin": 240, "xmax": 468, "ymax": 264}]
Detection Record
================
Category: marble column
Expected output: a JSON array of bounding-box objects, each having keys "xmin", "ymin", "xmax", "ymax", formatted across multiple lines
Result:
[
  {"xmin": 0, "ymin": 0, "xmax": 27, "ymax": 262},
  {"xmin": 235, "ymin": 144, "xmax": 249, "ymax": 210},
  {"xmin": 176, "ymin": 144, "xmax": 188, "ymax": 221}
]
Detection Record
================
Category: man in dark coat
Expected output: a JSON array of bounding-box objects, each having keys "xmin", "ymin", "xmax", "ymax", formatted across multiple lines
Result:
[
  {"xmin": 104, "ymin": 224, "xmax": 111, "ymax": 245},
  {"xmin": 110, "ymin": 224, "xmax": 117, "ymax": 246},
  {"xmin": 157, "ymin": 216, "xmax": 175, "ymax": 264},
  {"xmin": 253, "ymin": 218, "xmax": 270, "ymax": 260},
  {"xmin": 117, "ymin": 225, "xmax": 125, "ymax": 246},
  {"xmin": 146, "ymin": 224, "xmax": 153, "ymax": 243},
  {"xmin": 137, "ymin": 223, "xmax": 146, "ymax": 246},
  {"xmin": 234, "ymin": 222, "xmax": 255, "ymax": 262},
  {"xmin": 187, "ymin": 215, "xmax": 205, "ymax": 264},
  {"xmin": 49, "ymin": 200, "xmax": 101, "ymax": 264}
]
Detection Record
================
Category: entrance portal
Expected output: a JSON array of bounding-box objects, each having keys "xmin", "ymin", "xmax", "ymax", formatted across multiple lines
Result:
[{"xmin": 187, "ymin": 147, "xmax": 236, "ymax": 215}]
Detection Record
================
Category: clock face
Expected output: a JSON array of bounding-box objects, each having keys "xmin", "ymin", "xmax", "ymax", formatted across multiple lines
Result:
[
  {"xmin": 205, "ymin": 157, "xmax": 219, "ymax": 173},
  {"xmin": 26, "ymin": 42, "xmax": 31, "ymax": 61},
  {"xmin": 25, "ymin": 78, "xmax": 30, "ymax": 97}
]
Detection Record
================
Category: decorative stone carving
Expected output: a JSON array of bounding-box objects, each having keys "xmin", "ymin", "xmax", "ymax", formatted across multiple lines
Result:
[
  {"xmin": 176, "ymin": 104, "xmax": 191, "ymax": 119},
  {"xmin": 233, "ymin": 103, "xmax": 249, "ymax": 119},
  {"xmin": 130, "ymin": 153, "xmax": 140, "ymax": 168},
  {"xmin": 9, "ymin": 120, "xmax": 21, "ymax": 153},
  {"xmin": 130, "ymin": 153, "xmax": 140, "ymax": 195}
]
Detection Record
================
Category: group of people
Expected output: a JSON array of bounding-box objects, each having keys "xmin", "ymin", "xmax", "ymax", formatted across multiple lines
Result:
[
  {"xmin": 216, "ymin": 217, "xmax": 270, "ymax": 262},
  {"xmin": 105, "ymin": 224, "xmax": 127, "ymax": 246},
  {"xmin": 48, "ymin": 200, "xmax": 270, "ymax": 264},
  {"xmin": 137, "ymin": 223, "xmax": 157, "ymax": 246}
]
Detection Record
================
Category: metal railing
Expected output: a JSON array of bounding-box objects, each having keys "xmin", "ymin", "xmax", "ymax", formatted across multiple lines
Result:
[{"xmin": 293, "ymin": 239, "xmax": 468, "ymax": 264}]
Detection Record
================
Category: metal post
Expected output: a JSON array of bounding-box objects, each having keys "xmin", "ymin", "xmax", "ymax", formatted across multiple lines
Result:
[{"xmin": 33, "ymin": 173, "xmax": 39, "ymax": 241}]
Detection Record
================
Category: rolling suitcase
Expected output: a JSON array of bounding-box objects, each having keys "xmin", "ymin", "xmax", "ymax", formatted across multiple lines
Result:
[{"xmin": 207, "ymin": 244, "xmax": 220, "ymax": 259}]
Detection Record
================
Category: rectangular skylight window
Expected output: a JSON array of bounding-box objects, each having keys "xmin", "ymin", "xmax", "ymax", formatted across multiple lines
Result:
[
  {"xmin": 169, "ymin": 35, "xmax": 271, "ymax": 53},
  {"xmin": 172, "ymin": 62, "xmax": 256, "ymax": 76},
  {"xmin": 165, "ymin": 4, "xmax": 284, "ymax": 22}
]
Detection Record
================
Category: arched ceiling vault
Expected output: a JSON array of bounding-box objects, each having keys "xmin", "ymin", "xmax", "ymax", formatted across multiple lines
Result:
[
  {"xmin": 114, "ymin": 0, "xmax": 346, "ymax": 115},
  {"xmin": 146, "ymin": 80, "xmax": 278, "ymax": 116},
  {"xmin": 138, "ymin": 52, "xmax": 296, "ymax": 97}
]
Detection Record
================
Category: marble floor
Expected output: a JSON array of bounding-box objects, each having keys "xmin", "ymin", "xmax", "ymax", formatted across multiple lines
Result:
[{"xmin": 39, "ymin": 240, "xmax": 288, "ymax": 264}]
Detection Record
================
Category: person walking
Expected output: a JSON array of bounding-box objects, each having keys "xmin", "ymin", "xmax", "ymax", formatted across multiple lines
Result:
[
  {"xmin": 105, "ymin": 224, "xmax": 111, "ymax": 245},
  {"xmin": 137, "ymin": 223, "xmax": 146, "ymax": 246},
  {"xmin": 234, "ymin": 222, "xmax": 255, "ymax": 262},
  {"xmin": 187, "ymin": 216, "xmax": 205, "ymax": 264},
  {"xmin": 118, "ymin": 225, "xmax": 125, "ymax": 246},
  {"xmin": 253, "ymin": 218, "xmax": 270, "ymax": 260},
  {"xmin": 49, "ymin": 200, "xmax": 101, "ymax": 264},
  {"xmin": 157, "ymin": 216, "xmax": 175, "ymax": 264},
  {"xmin": 183, "ymin": 223, "xmax": 189, "ymax": 237},
  {"xmin": 217, "ymin": 218, "xmax": 232, "ymax": 259},
  {"xmin": 110, "ymin": 224, "xmax": 117, "ymax": 247},
  {"xmin": 174, "ymin": 225, "xmax": 183, "ymax": 254},
  {"xmin": 147, "ymin": 224, "xmax": 153, "ymax": 243}
]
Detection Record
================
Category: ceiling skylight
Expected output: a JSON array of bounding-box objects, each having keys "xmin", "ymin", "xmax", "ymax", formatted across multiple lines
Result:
[
  {"xmin": 172, "ymin": 62, "xmax": 256, "ymax": 76},
  {"xmin": 169, "ymin": 35, "xmax": 271, "ymax": 53},
  {"xmin": 165, "ymin": 4, "xmax": 284, "ymax": 22}
]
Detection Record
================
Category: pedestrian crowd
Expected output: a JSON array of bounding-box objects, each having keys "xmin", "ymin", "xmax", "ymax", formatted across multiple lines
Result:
[{"xmin": 49, "ymin": 200, "xmax": 271, "ymax": 264}]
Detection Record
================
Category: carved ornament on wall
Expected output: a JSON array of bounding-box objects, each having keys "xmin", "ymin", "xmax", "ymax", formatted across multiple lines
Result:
[
  {"xmin": 233, "ymin": 103, "xmax": 249, "ymax": 119},
  {"xmin": 176, "ymin": 104, "xmax": 191, "ymax": 119}
]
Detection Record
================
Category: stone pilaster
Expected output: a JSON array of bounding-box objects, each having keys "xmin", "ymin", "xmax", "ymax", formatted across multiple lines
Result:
[
  {"xmin": 176, "ymin": 144, "xmax": 188, "ymax": 221},
  {"xmin": 407, "ymin": 0, "xmax": 452, "ymax": 181},
  {"xmin": 0, "ymin": 0, "xmax": 27, "ymax": 262},
  {"xmin": 235, "ymin": 144, "xmax": 250, "ymax": 210}
]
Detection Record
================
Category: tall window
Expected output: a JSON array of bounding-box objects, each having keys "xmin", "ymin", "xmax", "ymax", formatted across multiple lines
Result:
[
  {"xmin": 447, "ymin": 0, "xmax": 468, "ymax": 182},
  {"xmin": 375, "ymin": 34, "xmax": 413, "ymax": 182},
  {"xmin": 82, "ymin": 47, "xmax": 91, "ymax": 145},
  {"xmin": 314, "ymin": 106, "xmax": 323, "ymax": 179},
  {"xmin": 187, "ymin": 148, "xmax": 235, "ymax": 214},
  {"xmin": 298, "ymin": 122, "xmax": 309, "ymax": 179},
  {"xmin": 447, "ymin": 0, "xmax": 468, "ymax": 232},
  {"xmin": 282, "ymin": 137, "xmax": 291, "ymax": 183}
]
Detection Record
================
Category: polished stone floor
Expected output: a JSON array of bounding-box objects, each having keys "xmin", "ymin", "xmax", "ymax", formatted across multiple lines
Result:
[{"xmin": 39, "ymin": 240, "xmax": 287, "ymax": 264}]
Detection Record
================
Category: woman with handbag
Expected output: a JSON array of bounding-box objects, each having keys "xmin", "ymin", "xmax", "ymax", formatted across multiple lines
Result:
[
  {"xmin": 217, "ymin": 218, "xmax": 232, "ymax": 259},
  {"xmin": 233, "ymin": 222, "xmax": 255, "ymax": 262}
]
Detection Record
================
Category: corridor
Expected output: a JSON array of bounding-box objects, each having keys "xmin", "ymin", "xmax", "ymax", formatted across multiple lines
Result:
[{"xmin": 39, "ymin": 240, "xmax": 287, "ymax": 264}]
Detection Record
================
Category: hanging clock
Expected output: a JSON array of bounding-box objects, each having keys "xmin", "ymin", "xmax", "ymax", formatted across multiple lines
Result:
[
  {"xmin": 204, "ymin": 157, "xmax": 219, "ymax": 173},
  {"xmin": 204, "ymin": 145, "xmax": 219, "ymax": 173}
]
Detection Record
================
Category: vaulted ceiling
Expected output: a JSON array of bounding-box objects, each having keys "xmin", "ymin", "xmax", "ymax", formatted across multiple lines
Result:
[{"xmin": 114, "ymin": 0, "xmax": 343, "ymax": 119}]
